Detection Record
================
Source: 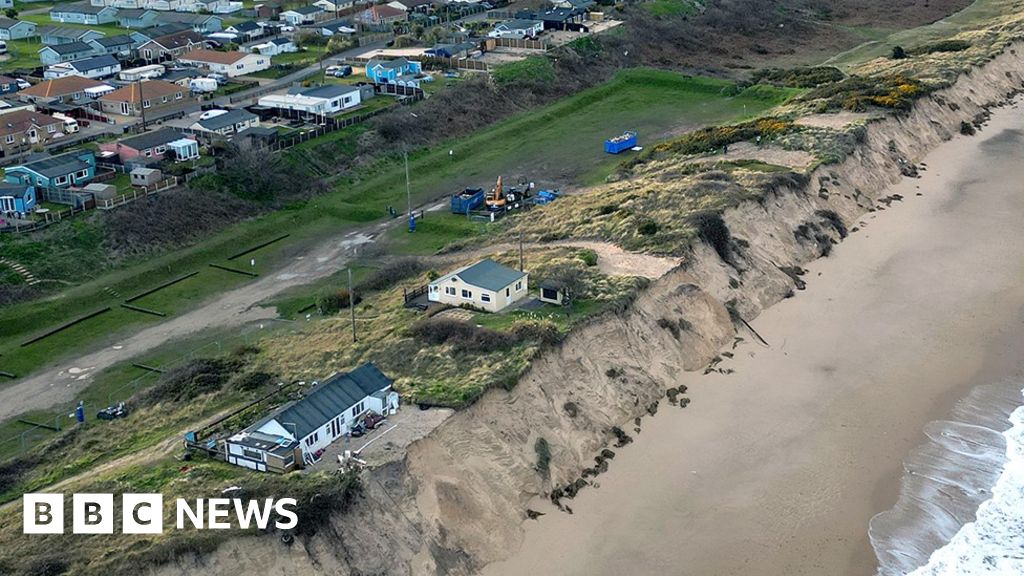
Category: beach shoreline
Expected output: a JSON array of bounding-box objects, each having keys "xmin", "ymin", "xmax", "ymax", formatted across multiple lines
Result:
[{"xmin": 479, "ymin": 99, "xmax": 1024, "ymax": 576}]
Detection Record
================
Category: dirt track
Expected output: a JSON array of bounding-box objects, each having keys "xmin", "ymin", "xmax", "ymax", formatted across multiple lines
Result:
[{"xmin": 0, "ymin": 213, "xmax": 676, "ymax": 422}]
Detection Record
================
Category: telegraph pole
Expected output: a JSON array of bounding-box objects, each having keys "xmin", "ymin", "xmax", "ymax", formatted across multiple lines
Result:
[
  {"xmin": 348, "ymin": 267, "xmax": 356, "ymax": 342},
  {"xmin": 404, "ymin": 147, "xmax": 412, "ymax": 228},
  {"xmin": 519, "ymin": 230, "xmax": 524, "ymax": 272}
]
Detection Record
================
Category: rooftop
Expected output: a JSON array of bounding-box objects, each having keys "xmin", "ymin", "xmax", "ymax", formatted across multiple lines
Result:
[
  {"xmin": 180, "ymin": 48, "xmax": 248, "ymax": 65},
  {"xmin": 68, "ymin": 54, "xmax": 119, "ymax": 72},
  {"xmin": 290, "ymin": 83, "xmax": 360, "ymax": 98},
  {"xmin": 118, "ymin": 127, "xmax": 191, "ymax": 151},
  {"xmin": 91, "ymin": 34, "xmax": 134, "ymax": 48},
  {"xmin": 439, "ymin": 258, "xmax": 527, "ymax": 292},
  {"xmin": 51, "ymin": 2, "xmax": 111, "ymax": 15},
  {"xmin": 253, "ymin": 363, "xmax": 393, "ymax": 440},
  {"xmin": 41, "ymin": 41, "xmax": 94, "ymax": 56},
  {"xmin": 11, "ymin": 150, "xmax": 93, "ymax": 179},
  {"xmin": 0, "ymin": 17, "xmax": 29, "ymax": 30},
  {"xmin": 21, "ymin": 76, "xmax": 109, "ymax": 98},
  {"xmin": 195, "ymin": 108, "xmax": 257, "ymax": 130},
  {"xmin": 100, "ymin": 80, "xmax": 183, "ymax": 103}
]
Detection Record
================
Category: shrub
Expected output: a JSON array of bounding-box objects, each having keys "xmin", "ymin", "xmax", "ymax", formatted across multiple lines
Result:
[
  {"xmin": 637, "ymin": 218, "xmax": 659, "ymax": 236},
  {"xmin": 143, "ymin": 358, "xmax": 243, "ymax": 404},
  {"xmin": 317, "ymin": 288, "xmax": 362, "ymax": 315},
  {"xmin": 960, "ymin": 121, "xmax": 976, "ymax": 136},
  {"xmin": 654, "ymin": 117, "xmax": 797, "ymax": 155},
  {"xmin": 891, "ymin": 45, "xmax": 907, "ymax": 59},
  {"xmin": 577, "ymin": 249, "xmax": 598, "ymax": 267},
  {"xmin": 752, "ymin": 66, "xmax": 844, "ymax": 88},
  {"xmin": 534, "ymin": 437, "xmax": 551, "ymax": 476},
  {"xmin": 911, "ymin": 39, "xmax": 971, "ymax": 55},
  {"xmin": 492, "ymin": 56, "xmax": 556, "ymax": 88},
  {"xmin": 410, "ymin": 318, "xmax": 518, "ymax": 353},
  {"xmin": 510, "ymin": 320, "xmax": 562, "ymax": 346},
  {"xmin": 355, "ymin": 258, "xmax": 424, "ymax": 292},
  {"xmin": 693, "ymin": 212, "xmax": 732, "ymax": 263}
]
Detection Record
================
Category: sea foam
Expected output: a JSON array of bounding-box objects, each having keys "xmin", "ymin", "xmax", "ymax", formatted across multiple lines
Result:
[{"xmin": 870, "ymin": 382, "xmax": 1024, "ymax": 575}]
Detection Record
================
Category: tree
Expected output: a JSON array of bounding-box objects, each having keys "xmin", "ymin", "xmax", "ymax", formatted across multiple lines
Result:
[
  {"xmin": 4, "ymin": 8, "xmax": 17, "ymax": 18},
  {"xmin": 891, "ymin": 45, "xmax": 907, "ymax": 59}
]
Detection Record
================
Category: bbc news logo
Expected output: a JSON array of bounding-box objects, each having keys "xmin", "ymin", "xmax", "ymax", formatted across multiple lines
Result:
[{"xmin": 23, "ymin": 493, "xmax": 298, "ymax": 534}]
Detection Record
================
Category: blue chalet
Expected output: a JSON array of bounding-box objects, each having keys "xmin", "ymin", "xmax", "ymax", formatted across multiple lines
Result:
[
  {"xmin": 0, "ymin": 75, "xmax": 19, "ymax": 95},
  {"xmin": 39, "ymin": 41, "xmax": 95, "ymax": 65},
  {"xmin": 118, "ymin": 9, "xmax": 160, "ymax": 29},
  {"xmin": 0, "ymin": 183, "xmax": 36, "ymax": 216},
  {"xmin": 5, "ymin": 150, "xmax": 97, "ymax": 190},
  {"xmin": 0, "ymin": 17, "xmax": 37, "ymax": 41},
  {"xmin": 50, "ymin": 2, "xmax": 118, "ymax": 26},
  {"xmin": 365, "ymin": 57, "xmax": 422, "ymax": 84},
  {"xmin": 39, "ymin": 25, "xmax": 104, "ymax": 45}
]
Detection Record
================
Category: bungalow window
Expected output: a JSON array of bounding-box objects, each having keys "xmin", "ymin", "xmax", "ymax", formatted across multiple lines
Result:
[
  {"xmin": 27, "ymin": 129, "xmax": 36, "ymax": 139},
  {"xmin": 120, "ymin": 102, "xmax": 130, "ymax": 115},
  {"xmin": 142, "ymin": 99, "xmax": 151, "ymax": 108},
  {"xmin": 47, "ymin": 124, "xmax": 56, "ymax": 133},
  {"xmin": 4, "ymin": 135, "xmax": 12, "ymax": 144},
  {"xmin": 481, "ymin": 294, "xmax": 491, "ymax": 303},
  {"xmin": 55, "ymin": 175, "xmax": 69, "ymax": 185},
  {"xmin": 445, "ymin": 286, "xmax": 456, "ymax": 296},
  {"xmin": 143, "ymin": 148, "xmax": 152, "ymax": 157},
  {"xmin": 175, "ymin": 92, "xmax": 183, "ymax": 100},
  {"xmin": 161, "ymin": 96, "xmax": 168, "ymax": 103},
  {"xmin": 155, "ymin": 145, "xmax": 165, "ymax": 154},
  {"xmin": 506, "ymin": 287, "xmax": 510, "ymax": 297},
  {"xmin": 242, "ymin": 448, "xmax": 263, "ymax": 461},
  {"xmin": 351, "ymin": 401, "xmax": 365, "ymax": 417},
  {"xmin": 76, "ymin": 169, "xmax": 88, "ymax": 178},
  {"xmin": 461, "ymin": 289, "xmax": 472, "ymax": 299},
  {"xmin": 236, "ymin": 63, "xmax": 244, "ymax": 70},
  {"xmin": 515, "ymin": 281, "xmax": 523, "ymax": 291}
]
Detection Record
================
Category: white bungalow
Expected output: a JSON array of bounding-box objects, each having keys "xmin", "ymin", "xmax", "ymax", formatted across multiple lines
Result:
[{"xmin": 428, "ymin": 258, "xmax": 528, "ymax": 313}]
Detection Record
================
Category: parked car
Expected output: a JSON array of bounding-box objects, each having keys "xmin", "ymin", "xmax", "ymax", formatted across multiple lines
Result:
[
  {"xmin": 97, "ymin": 402, "xmax": 129, "ymax": 421},
  {"xmin": 331, "ymin": 65, "xmax": 352, "ymax": 78},
  {"xmin": 16, "ymin": 78, "xmax": 30, "ymax": 90},
  {"xmin": 0, "ymin": 41, "xmax": 7, "ymax": 55},
  {"xmin": 207, "ymin": 73, "xmax": 228, "ymax": 85}
]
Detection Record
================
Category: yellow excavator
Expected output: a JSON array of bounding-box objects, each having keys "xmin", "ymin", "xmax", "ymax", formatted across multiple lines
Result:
[{"xmin": 485, "ymin": 175, "xmax": 507, "ymax": 211}]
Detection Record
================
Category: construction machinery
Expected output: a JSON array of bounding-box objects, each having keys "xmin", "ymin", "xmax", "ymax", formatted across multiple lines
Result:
[
  {"xmin": 486, "ymin": 176, "xmax": 533, "ymax": 212},
  {"xmin": 486, "ymin": 176, "xmax": 507, "ymax": 211}
]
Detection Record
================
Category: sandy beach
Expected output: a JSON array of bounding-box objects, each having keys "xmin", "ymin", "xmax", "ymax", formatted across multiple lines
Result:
[{"xmin": 481, "ymin": 102, "xmax": 1024, "ymax": 576}]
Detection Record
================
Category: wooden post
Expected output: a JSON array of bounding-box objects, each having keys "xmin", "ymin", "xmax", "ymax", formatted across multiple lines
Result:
[{"xmin": 348, "ymin": 267, "xmax": 357, "ymax": 342}]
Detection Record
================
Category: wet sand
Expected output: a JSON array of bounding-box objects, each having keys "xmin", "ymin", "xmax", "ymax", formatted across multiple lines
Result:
[{"xmin": 482, "ymin": 102, "xmax": 1024, "ymax": 576}]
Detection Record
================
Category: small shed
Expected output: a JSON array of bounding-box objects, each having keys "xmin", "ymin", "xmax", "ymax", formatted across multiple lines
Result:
[
  {"xmin": 538, "ymin": 279, "xmax": 565, "ymax": 305},
  {"xmin": 130, "ymin": 167, "xmax": 162, "ymax": 187},
  {"xmin": 82, "ymin": 182, "xmax": 117, "ymax": 200}
]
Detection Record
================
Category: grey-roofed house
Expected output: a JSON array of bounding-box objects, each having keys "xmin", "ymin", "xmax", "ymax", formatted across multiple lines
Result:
[
  {"xmin": 88, "ymin": 34, "xmax": 136, "ymax": 58},
  {"xmin": 39, "ymin": 41, "xmax": 96, "ymax": 66},
  {"xmin": 280, "ymin": 5, "xmax": 324, "ymax": 25},
  {"xmin": 224, "ymin": 362, "xmax": 399, "ymax": 471},
  {"xmin": 428, "ymin": 258, "xmax": 529, "ymax": 312},
  {"xmin": 225, "ymin": 20, "xmax": 261, "ymax": 39},
  {"xmin": 44, "ymin": 54, "xmax": 121, "ymax": 79},
  {"xmin": 117, "ymin": 8, "xmax": 160, "ymax": 29},
  {"xmin": 4, "ymin": 149, "xmax": 97, "ymax": 191},
  {"xmin": 189, "ymin": 108, "xmax": 259, "ymax": 136},
  {"xmin": 98, "ymin": 127, "xmax": 198, "ymax": 163},
  {"xmin": 155, "ymin": 12, "xmax": 223, "ymax": 33},
  {"xmin": 39, "ymin": 25, "xmax": 104, "ymax": 45},
  {"xmin": 0, "ymin": 17, "xmax": 37, "ymax": 41},
  {"xmin": 318, "ymin": 18, "xmax": 355, "ymax": 36},
  {"xmin": 49, "ymin": 2, "xmax": 118, "ymax": 25}
]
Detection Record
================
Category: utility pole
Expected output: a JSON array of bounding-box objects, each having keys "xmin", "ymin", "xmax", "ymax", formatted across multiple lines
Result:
[
  {"xmin": 404, "ymin": 147, "xmax": 412, "ymax": 229},
  {"xmin": 137, "ymin": 79, "xmax": 147, "ymax": 130},
  {"xmin": 519, "ymin": 230, "xmax": 524, "ymax": 272},
  {"xmin": 348, "ymin": 267, "xmax": 356, "ymax": 342}
]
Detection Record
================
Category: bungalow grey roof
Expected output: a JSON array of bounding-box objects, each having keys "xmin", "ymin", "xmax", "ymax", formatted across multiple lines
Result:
[
  {"xmin": 0, "ymin": 17, "xmax": 26, "ymax": 30},
  {"xmin": 451, "ymin": 258, "xmax": 526, "ymax": 291},
  {"xmin": 117, "ymin": 8, "xmax": 151, "ymax": 18},
  {"xmin": 44, "ymin": 41, "xmax": 94, "ymax": 56},
  {"xmin": 158, "ymin": 13, "xmax": 218, "ymax": 25},
  {"xmin": 229, "ymin": 20, "xmax": 260, "ymax": 32},
  {"xmin": 69, "ymin": 54, "xmax": 118, "ymax": 72},
  {"xmin": 39, "ymin": 25, "xmax": 98, "ymax": 39},
  {"xmin": 0, "ymin": 184, "xmax": 32, "ymax": 199},
  {"xmin": 18, "ymin": 152, "xmax": 91, "ymax": 179},
  {"xmin": 138, "ymin": 23, "xmax": 191, "ymax": 39},
  {"xmin": 321, "ymin": 18, "xmax": 354, "ymax": 31},
  {"xmin": 269, "ymin": 37, "xmax": 293, "ymax": 45},
  {"xmin": 91, "ymin": 34, "xmax": 133, "ymax": 48},
  {"xmin": 368, "ymin": 56, "xmax": 412, "ymax": 69},
  {"xmin": 52, "ymin": 2, "xmax": 109, "ymax": 15},
  {"xmin": 161, "ymin": 68, "xmax": 200, "ymax": 82},
  {"xmin": 501, "ymin": 18, "xmax": 541, "ymax": 29},
  {"xmin": 196, "ymin": 108, "xmax": 256, "ymax": 131},
  {"xmin": 257, "ymin": 363, "xmax": 393, "ymax": 440},
  {"xmin": 290, "ymin": 5, "xmax": 323, "ymax": 14},
  {"xmin": 119, "ymin": 127, "xmax": 188, "ymax": 151},
  {"xmin": 288, "ymin": 83, "xmax": 359, "ymax": 98}
]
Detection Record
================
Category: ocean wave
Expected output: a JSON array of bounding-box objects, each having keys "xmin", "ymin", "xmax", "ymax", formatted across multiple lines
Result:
[{"xmin": 870, "ymin": 382, "xmax": 1024, "ymax": 575}]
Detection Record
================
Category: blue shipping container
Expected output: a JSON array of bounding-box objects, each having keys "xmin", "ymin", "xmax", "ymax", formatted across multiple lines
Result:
[
  {"xmin": 451, "ymin": 188, "xmax": 485, "ymax": 214},
  {"xmin": 604, "ymin": 131, "xmax": 638, "ymax": 154}
]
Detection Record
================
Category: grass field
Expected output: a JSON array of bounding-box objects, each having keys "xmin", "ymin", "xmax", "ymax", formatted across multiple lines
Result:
[
  {"xmin": 822, "ymin": 0, "xmax": 1015, "ymax": 68},
  {"xmin": 0, "ymin": 68, "xmax": 797, "ymax": 385}
]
